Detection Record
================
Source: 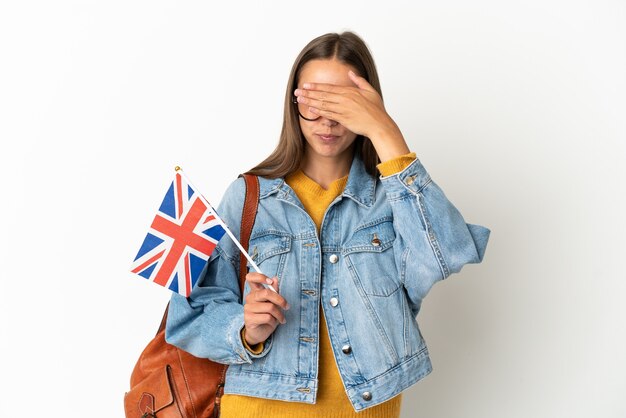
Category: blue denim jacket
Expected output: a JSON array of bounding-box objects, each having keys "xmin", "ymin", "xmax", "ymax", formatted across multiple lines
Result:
[{"xmin": 165, "ymin": 153, "xmax": 490, "ymax": 412}]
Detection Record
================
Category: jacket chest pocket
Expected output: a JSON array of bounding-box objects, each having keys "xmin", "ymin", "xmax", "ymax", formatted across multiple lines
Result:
[
  {"xmin": 246, "ymin": 230, "xmax": 291, "ymax": 282},
  {"xmin": 343, "ymin": 219, "xmax": 400, "ymax": 297}
]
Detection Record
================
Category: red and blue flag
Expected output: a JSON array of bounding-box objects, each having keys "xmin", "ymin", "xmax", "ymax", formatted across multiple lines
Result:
[{"xmin": 130, "ymin": 171, "xmax": 226, "ymax": 297}]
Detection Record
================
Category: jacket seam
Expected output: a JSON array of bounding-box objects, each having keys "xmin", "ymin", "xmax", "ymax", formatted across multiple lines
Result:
[
  {"xmin": 400, "ymin": 246, "xmax": 409, "ymax": 287},
  {"xmin": 353, "ymin": 216, "xmax": 394, "ymax": 232},
  {"xmin": 215, "ymin": 245, "xmax": 237, "ymax": 270},
  {"xmin": 385, "ymin": 176, "xmax": 433, "ymax": 202},
  {"xmin": 345, "ymin": 256, "xmax": 400, "ymax": 364},
  {"xmin": 415, "ymin": 192, "xmax": 449, "ymax": 279},
  {"xmin": 346, "ymin": 345, "xmax": 429, "ymax": 389},
  {"xmin": 401, "ymin": 291, "xmax": 410, "ymax": 357}
]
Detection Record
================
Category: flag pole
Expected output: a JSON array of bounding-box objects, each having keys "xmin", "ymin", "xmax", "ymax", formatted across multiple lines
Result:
[{"xmin": 175, "ymin": 166, "xmax": 277, "ymax": 293}]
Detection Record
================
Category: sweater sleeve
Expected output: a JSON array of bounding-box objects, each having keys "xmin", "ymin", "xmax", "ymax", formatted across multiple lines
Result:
[
  {"xmin": 377, "ymin": 152, "xmax": 417, "ymax": 177},
  {"xmin": 241, "ymin": 328, "xmax": 265, "ymax": 355}
]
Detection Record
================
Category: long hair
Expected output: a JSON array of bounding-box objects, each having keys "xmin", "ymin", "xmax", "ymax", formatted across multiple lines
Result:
[{"xmin": 246, "ymin": 31, "xmax": 382, "ymax": 178}]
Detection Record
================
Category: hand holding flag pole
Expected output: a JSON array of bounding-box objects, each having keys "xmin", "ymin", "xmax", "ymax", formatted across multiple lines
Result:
[{"xmin": 130, "ymin": 166, "xmax": 276, "ymax": 296}]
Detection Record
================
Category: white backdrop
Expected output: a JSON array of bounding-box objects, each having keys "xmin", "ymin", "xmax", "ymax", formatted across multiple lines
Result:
[{"xmin": 1, "ymin": 1, "xmax": 624, "ymax": 417}]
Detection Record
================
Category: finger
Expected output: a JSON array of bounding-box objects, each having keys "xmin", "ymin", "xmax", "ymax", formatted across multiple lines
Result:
[
  {"xmin": 267, "ymin": 276, "xmax": 280, "ymax": 293},
  {"xmin": 246, "ymin": 272, "xmax": 273, "ymax": 291},
  {"xmin": 308, "ymin": 106, "xmax": 342, "ymax": 121},
  {"xmin": 245, "ymin": 312, "xmax": 280, "ymax": 328},
  {"xmin": 348, "ymin": 70, "xmax": 376, "ymax": 93},
  {"xmin": 245, "ymin": 303, "xmax": 286, "ymax": 324},
  {"xmin": 294, "ymin": 88, "xmax": 343, "ymax": 104},
  {"xmin": 297, "ymin": 96, "xmax": 344, "ymax": 114},
  {"xmin": 297, "ymin": 91, "xmax": 347, "ymax": 114},
  {"xmin": 244, "ymin": 303, "xmax": 284, "ymax": 328},
  {"xmin": 301, "ymin": 82, "xmax": 346, "ymax": 94},
  {"xmin": 246, "ymin": 272, "xmax": 281, "ymax": 294},
  {"xmin": 251, "ymin": 287, "xmax": 290, "ymax": 310}
]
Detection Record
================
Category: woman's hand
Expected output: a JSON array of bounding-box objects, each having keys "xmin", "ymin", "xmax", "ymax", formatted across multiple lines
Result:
[
  {"xmin": 242, "ymin": 272, "xmax": 290, "ymax": 346},
  {"xmin": 294, "ymin": 70, "xmax": 410, "ymax": 162}
]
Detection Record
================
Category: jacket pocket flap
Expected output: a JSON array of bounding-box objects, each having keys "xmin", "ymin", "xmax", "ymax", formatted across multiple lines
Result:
[
  {"xmin": 343, "ymin": 218, "xmax": 395, "ymax": 255},
  {"xmin": 248, "ymin": 231, "xmax": 292, "ymax": 265}
]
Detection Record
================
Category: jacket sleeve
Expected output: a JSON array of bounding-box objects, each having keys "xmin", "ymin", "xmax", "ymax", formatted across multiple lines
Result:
[
  {"xmin": 379, "ymin": 157, "xmax": 490, "ymax": 309},
  {"xmin": 164, "ymin": 177, "xmax": 273, "ymax": 364}
]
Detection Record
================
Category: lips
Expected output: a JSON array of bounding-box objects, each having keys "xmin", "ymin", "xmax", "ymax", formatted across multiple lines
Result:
[{"xmin": 316, "ymin": 134, "xmax": 338, "ymax": 141}]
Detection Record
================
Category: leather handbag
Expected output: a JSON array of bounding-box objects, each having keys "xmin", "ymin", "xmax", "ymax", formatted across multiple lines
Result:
[{"xmin": 124, "ymin": 174, "xmax": 260, "ymax": 418}]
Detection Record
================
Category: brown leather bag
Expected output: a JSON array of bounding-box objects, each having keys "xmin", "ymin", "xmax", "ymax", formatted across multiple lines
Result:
[{"xmin": 124, "ymin": 174, "xmax": 260, "ymax": 418}]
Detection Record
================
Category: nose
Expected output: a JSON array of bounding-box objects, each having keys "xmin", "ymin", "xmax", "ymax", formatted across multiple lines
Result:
[{"xmin": 321, "ymin": 117, "xmax": 338, "ymax": 127}]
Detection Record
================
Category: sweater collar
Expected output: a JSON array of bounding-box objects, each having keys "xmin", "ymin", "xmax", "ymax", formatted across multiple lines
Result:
[{"xmin": 257, "ymin": 152, "xmax": 377, "ymax": 208}]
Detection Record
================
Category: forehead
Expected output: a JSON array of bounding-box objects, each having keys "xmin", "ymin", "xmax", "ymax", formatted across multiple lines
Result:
[{"xmin": 298, "ymin": 59, "xmax": 357, "ymax": 87}]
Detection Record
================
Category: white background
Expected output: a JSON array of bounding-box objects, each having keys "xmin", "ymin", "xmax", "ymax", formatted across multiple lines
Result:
[{"xmin": 1, "ymin": 1, "xmax": 624, "ymax": 417}]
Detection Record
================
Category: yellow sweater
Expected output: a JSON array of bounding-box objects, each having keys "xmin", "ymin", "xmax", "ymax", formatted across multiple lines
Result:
[{"xmin": 220, "ymin": 153, "xmax": 416, "ymax": 417}]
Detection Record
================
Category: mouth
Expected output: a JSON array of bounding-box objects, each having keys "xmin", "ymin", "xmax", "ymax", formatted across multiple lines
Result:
[{"xmin": 316, "ymin": 134, "xmax": 339, "ymax": 141}]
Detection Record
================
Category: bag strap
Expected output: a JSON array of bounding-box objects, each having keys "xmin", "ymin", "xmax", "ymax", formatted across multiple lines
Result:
[
  {"xmin": 238, "ymin": 174, "xmax": 260, "ymax": 295},
  {"xmin": 156, "ymin": 174, "xmax": 260, "ymax": 335}
]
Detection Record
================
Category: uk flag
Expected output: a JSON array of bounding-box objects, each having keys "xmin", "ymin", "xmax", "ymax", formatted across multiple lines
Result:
[{"xmin": 130, "ymin": 171, "xmax": 226, "ymax": 297}]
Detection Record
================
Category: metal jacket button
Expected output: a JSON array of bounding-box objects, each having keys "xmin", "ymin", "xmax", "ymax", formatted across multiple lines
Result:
[
  {"xmin": 329, "ymin": 254, "xmax": 339, "ymax": 264},
  {"xmin": 330, "ymin": 297, "xmax": 339, "ymax": 307},
  {"xmin": 342, "ymin": 344, "xmax": 352, "ymax": 354},
  {"xmin": 362, "ymin": 391, "xmax": 372, "ymax": 401},
  {"xmin": 371, "ymin": 233, "xmax": 381, "ymax": 246}
]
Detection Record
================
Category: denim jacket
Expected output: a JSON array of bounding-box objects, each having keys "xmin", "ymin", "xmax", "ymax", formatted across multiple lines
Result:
[{"xmin": 165, "ymin": 153, "xmax": 490, "ymax": 412}]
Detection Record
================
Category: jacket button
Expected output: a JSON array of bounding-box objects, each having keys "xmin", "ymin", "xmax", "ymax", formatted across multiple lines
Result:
[
  {"xmin": 362, "ymin": 391, "xmax": 372, "ymax": 401},
  {"xmin": 371, "ymin": 234, "xmax": 381, "ymax": 246},
  {"xmin": 330, "ymin": 297, "xmax": 339, "ymax": 307},
  {"xmin": 341, "ymin": 344, "xmax": 352, "ymax": 354},
  {"xmin": 405, "ymin": 175, "xmax": 416, "ymax": 185},
  {"xmin": 329, "ymin": 254, "xmax": 339, "ymax": 264}
]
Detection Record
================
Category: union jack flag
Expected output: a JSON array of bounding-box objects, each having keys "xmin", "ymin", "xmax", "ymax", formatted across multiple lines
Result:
[{"xmin": 130, "ymin": 171, "xmax": 226, "ymax": 297}]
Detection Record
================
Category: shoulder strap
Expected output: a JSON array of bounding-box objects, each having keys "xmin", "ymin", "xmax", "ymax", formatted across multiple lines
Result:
[
  {"xmin": 156, "ymin": 174, "xmax": 260, "ymax": 334},
  {"xmin": 238, "ymin": 174, "xmax": 260, "ymax": 296}
]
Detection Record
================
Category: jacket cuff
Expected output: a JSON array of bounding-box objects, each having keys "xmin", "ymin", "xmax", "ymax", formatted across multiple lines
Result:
[
  {"xmin": 233, "ymin": 322, "xmax": 273, "ymax": 362},
  {"xmin": 241, "ymin": 327, "xmax": 265, "ymax": 355},
  {"xmin": 376, "ymin": 152, "xmax": 417, "ymax": 177},
  {"xmin": 379, "ymin": 156, "xmax": 432, "ymax": 200}
]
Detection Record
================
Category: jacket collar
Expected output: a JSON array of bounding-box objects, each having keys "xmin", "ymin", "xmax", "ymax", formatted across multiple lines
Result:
[
  {"xmin": 341, "ymin": 151, "xmax": 376, "ymax": 207},
  {"xmin": 257, "ymin": 152, "xmax": 377, "ymax": 208}
]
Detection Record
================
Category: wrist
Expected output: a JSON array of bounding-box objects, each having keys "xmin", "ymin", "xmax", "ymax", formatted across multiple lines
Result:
[
  {"xmin": 366, "ymin": 117, "xmax": 410, "ymax": 162},
  {"xmin": 371, "ymin": 129, "xmax": 410, "ymax": 163},
  {"xmin": 241, "ymin": 327, "xmax": 265, "ymax": 354},
  {"xmin": 242, "ymin": 327, "xmax": 261, "ymax": 346}
]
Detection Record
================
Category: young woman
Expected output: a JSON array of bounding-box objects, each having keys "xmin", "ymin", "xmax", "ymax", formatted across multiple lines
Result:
[{"xmin": 166, "ymin": 31, "xmax": 490, "ymax": 417}]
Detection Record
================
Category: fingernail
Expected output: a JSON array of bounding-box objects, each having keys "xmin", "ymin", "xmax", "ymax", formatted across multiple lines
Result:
[
  {"xmin": 266, "ymin": 278, "xmax": 273, "ymax": 284},
  {"xmin": 294, "ymin": 89, "xmax": 301, "ymax": 95},
  {"xmin": 303, "ymin": 83, "xmax": 311, "ymax": 89}
]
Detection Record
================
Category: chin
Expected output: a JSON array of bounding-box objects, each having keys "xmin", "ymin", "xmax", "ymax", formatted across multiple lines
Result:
[{"xmin": 313, "ymin": 143, "xmax": 355, "ymax": 159}]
